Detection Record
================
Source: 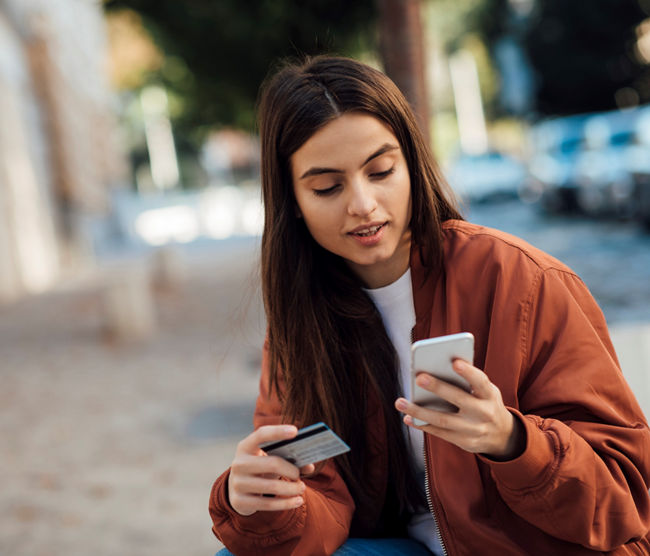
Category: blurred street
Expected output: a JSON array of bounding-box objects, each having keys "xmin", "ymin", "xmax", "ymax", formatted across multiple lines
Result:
[{"xmin": 1, "ymin": 200, "xmax": 649, "ymax": 555}]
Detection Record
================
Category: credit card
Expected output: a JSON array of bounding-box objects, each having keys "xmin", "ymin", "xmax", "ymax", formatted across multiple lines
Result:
[{"xmin": 259, "ymin": 422, "xmax": 350, "ymax": 468}]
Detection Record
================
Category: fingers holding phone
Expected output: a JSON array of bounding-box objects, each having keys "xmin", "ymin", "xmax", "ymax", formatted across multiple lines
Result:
[
  {"xmin": 396, "ymin": 333, "xmax": 524, "ymax": 460},
  {"xmin": 227, "ymin": 425, "xmax": 307, "ymax": 516}
]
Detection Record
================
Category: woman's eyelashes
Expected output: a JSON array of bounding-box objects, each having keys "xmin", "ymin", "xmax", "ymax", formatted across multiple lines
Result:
[
  {"xmin": 370, "ymin": 167, "xmax": 395, "ymax": 179},
  {"xmin": 313, "ymin": 183, "xmax": 342, "ymax": 196},
  {"xmin": 312, "ymin": 167, "xmax": 395, "ymax": 196}
]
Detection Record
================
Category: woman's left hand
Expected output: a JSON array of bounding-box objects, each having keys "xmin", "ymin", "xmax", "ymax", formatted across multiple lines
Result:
[{"xmin": 395, "ymin": 359, "xmax": 525, "ymax": 461}]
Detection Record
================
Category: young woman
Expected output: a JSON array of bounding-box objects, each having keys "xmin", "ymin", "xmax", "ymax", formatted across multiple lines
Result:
[{"xmin": 209, "ymin": 56, "xmax": 650, "ymax": 555}]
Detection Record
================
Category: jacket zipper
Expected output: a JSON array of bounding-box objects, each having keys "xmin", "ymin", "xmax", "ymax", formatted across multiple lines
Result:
[
  {"xmin": 423, "ymin": 440, "xmax": 448, "ymax": 556},
  {"xmin": 412, "ymin": 326, "xmax": 448, "ymax": 555}
]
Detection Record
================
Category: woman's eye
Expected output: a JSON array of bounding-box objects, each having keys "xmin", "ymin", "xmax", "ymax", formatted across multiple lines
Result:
[
  {"xmin": 370, "ymin": 167, "xmax": 395, "ymax": 179},
  {"xmin": 313, "ymin": 184, "xmax": 341, "ymax": 196}
]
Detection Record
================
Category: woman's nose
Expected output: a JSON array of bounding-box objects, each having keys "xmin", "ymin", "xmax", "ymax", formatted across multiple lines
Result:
[{"xmin": 347, "ymin": 183, "xmax": 377, "ymax": 217}]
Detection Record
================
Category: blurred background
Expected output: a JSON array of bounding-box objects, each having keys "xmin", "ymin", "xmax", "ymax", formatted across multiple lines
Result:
[{"xmin": 1, "ymin": 0, "xmax": 650, "ymax": 554}]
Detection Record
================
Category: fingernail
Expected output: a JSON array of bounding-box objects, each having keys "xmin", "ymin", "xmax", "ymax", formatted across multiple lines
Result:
[
  {"xmin": 417, "ymin": 373, "xmax": 432, "ymax": 386},
  {"xmin": 284, "ymin": 426, "xmax": 296, "ymax": 435},
  {"xmin": 396, "ymin": 399, "xmax": 408, "ymax": 410},
  {"xmin": 294, "ymin": 496, "xmax": 304, "ymax": 507}
]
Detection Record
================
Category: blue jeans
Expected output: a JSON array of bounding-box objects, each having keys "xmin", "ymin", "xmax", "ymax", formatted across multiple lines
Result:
[{"xmin": 216, "ymin": 537, "xmax": 432, "ymax": 555}]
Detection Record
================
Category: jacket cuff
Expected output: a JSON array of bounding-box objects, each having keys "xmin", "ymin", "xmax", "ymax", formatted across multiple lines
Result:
[
  {"xmin": 210, "ymin": 468, "xmax": 304, "ymax": 539},
  {"xmin": 478, "ymin": 408, "xmax": 558, "ymax": 493}
]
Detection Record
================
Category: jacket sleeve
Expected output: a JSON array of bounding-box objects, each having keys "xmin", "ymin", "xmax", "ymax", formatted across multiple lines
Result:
[
  {"xmin": 208, "ymin": 340, "xmax": 355, "ymax": 556},
  {"xmin": 482, "ymin": 267, "xmax": 650, "ymax": 551}
]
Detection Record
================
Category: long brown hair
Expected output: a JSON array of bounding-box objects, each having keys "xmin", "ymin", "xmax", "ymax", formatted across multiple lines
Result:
[{"xmin": 258, "ymin": 56, "xmax": 462, "ymax": 535}]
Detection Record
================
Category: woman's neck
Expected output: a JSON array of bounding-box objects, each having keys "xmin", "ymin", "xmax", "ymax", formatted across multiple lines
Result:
[{"xmin": 348, "ymin": 235, "xmax": 411, "ymax": 289}]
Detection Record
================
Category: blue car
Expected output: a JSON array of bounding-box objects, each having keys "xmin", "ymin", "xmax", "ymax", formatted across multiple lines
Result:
[{"xmin": 527, "ymin": 114, "xmax": 590, "ymax": 212}]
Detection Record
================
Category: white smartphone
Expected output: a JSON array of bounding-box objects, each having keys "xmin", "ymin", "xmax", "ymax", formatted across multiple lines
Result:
[{"xmin": 410, "ymin": 332, "xmax": 475, "ymax": 423}]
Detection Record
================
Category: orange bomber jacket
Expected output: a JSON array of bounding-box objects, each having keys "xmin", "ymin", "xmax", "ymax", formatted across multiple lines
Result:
[{"xmin": 209, "ymin": 220, "xmax": 650, "ymax": 555}]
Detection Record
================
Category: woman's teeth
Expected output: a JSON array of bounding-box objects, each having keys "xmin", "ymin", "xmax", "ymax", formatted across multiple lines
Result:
[{"xmin": 354, "ymin": 224, "xmax": 383, "ymax": 237}]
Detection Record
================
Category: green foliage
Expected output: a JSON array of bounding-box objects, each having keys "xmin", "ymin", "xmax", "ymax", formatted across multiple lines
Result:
[
  {"xmin": 522, "ymin": 0, "xmax": 650, "ymax": 115},
  {"xmin": 426, "ymin": 0, "xmax": 506, "ymax": 53},
  {"xmin": 463, "ymin": 0, "xmax": 650, "ymax": 116},
  {"xmin": 426, "ymin": 0, "xmax": 502, "ymax": 117},
  {"xmin": 104, "ymin": 0, "xmax": 377, "ymax": 142}
]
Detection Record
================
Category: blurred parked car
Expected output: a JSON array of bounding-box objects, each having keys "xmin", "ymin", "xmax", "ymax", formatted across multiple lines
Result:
[
  {"xmin": 527, "ymin": 106, "xmax": 650, "ymax": 229},
  {"xmin": 632, "ymin": 173, "xmax": 650, "ymax": 229},
  {"xmin": 445, "ymin": 151, "xmax": 528, "ymax": 203},
  {"xmin": 624, "ymin": 108, "xmax": 650, "ymax": 229},
  {"xmin": 573, "ymin": 108, "xmax": 645, "ymax": 219},
  {"xmin": 526, "ymin": 114, "xmax": 590, "ymax": 212}
]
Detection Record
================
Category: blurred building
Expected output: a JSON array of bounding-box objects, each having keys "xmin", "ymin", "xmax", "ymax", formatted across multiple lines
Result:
[{"xmin": 0, "ymin": 0, "xmax": 126, "ymax": 303}]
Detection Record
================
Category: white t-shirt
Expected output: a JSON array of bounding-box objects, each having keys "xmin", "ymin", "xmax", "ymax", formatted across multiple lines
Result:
[{"xmin": 365, "ymin": 269, "xmax": 444, "ymax": 555}]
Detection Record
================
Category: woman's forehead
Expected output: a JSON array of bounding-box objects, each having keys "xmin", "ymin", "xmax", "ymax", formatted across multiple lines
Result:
[{"xmin": 290, "ymin": 113, "xmax": 400, "ymax": 172}]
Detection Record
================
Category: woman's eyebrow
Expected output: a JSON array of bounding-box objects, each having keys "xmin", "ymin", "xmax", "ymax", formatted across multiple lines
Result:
[
  {"xmin": 299, "ymin": 143, "xmax": 399, "ymax": 180},
  {"xmin": 361, "ymin": 143, "xmax": 398, "ymax": 166},
  {"xmin": 299, "ymin": 166, "xmax": 343, "ymax": 180}
]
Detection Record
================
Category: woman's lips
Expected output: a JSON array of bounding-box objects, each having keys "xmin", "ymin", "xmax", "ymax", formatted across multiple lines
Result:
[{"xmin": 349, "ymin": 222, "xmax": 387, "ymax": 245}]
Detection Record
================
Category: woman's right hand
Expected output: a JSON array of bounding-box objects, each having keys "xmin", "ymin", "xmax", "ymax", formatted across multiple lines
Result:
[{"xmin": 227, "ymin": 425, "xmax": 315, "ymax": 516}]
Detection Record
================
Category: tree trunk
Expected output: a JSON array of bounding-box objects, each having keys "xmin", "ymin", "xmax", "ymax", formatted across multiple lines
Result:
[{"xmin": 377, "ymin": 0, "xmax": 430, "ymax": 142}]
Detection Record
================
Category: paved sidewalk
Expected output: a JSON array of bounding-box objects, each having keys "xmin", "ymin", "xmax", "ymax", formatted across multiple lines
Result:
[
  {"xmin": 1, "ymin": 239, "xmax": 648, "ymax": 556},
  {"xmin": 1, "ymin": 241, "xmax": 264, "ymax": 556}
]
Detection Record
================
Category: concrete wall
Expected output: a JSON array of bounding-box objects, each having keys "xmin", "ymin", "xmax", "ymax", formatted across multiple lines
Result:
[
  {"xmin": 0, "ymin": 12, "xmax": 60, "ymax": 301},
  {"xmin": 0, "ymin": 0, "xmax": 126, "ymax": 302}
]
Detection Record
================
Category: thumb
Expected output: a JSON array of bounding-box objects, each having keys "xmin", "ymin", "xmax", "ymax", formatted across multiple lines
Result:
[{"xmin": 300, "ymin": 463, "xmax": 316, "ymax": 476}]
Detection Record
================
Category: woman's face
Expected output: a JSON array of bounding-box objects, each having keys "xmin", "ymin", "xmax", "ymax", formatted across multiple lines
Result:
[{"xmin": 290, "ymin": 112, "xmax": 412, "ymax": 288}]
